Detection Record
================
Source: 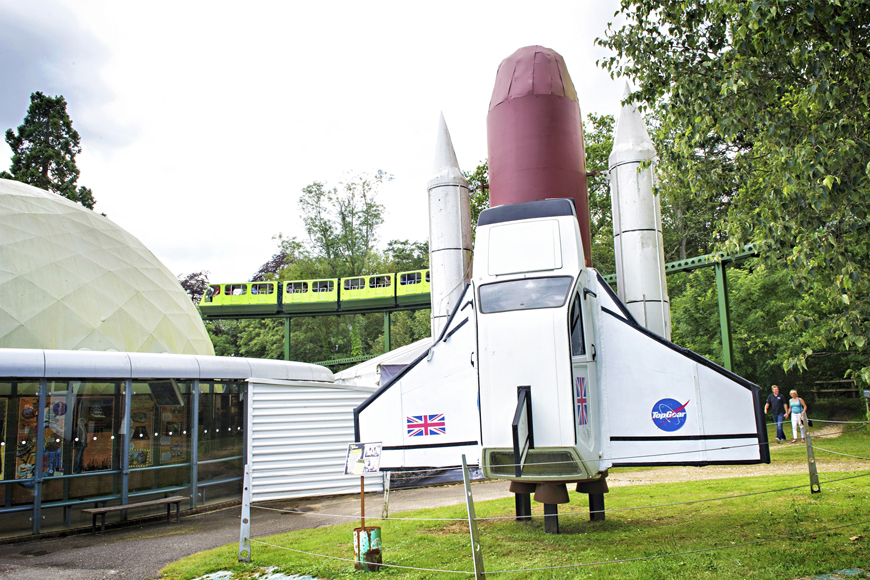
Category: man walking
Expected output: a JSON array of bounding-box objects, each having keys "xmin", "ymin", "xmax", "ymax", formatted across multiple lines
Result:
[{"xmin": 764, "ymin": 385, "xmax": 788, "ymax": 443}]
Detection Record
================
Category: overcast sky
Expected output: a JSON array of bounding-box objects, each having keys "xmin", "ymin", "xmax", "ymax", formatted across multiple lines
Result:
[{"xmin": 1, "ymin": 0, "xmax": 626, "ymax": 282}]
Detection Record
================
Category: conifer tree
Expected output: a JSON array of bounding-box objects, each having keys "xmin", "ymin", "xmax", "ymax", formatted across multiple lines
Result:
[{"xmin": 3, "ymin": 91, "xmax": 96, "ymax": 209}]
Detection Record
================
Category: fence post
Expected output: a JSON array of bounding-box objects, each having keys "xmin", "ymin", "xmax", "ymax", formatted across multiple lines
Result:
[
  {"xmin": 381, "ymin": 471, "xmax": 391, "ymax": 519},
  {"xmin": 804, "ymin": 416, "xmax": 821, "ymax": 494},
  {"xmin": 462, "ymin": 454, "xmax": 485, "ymax": 580}
]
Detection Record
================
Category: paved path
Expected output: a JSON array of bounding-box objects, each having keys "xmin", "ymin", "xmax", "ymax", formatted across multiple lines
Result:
[{"xmin": 0, "ymin": 480, "xmax": 512, "ymax": 580}]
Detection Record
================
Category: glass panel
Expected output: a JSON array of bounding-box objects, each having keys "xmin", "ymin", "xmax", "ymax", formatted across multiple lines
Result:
[
  {"xmin": 400, "ymin": 273, "xmax": 421, "ymax": 285},
  {"xmin": 204, "ymin": 285, "xmax": 219, "ymax": 302},
  {"xmin": 479, "ymin": 277, "xmax": 573, "ymax": 314},
  {"xmin": 129, "ymin": 382, "xmax": 190, "ymax": 471},
  {"xmin": 251, "ymin": 283, "xmax": 274, "ymax": 295},
  {"xmin": 312, "ymin": 280, "xmax": 334, "ymax": 292},
  {"xmin": 225, "ymin": 284, "xmax": 247, "ymax": 295},
  {"xmin": 287, "ymin": 282, "xmax": 308, "ymax": 294},
  {"xmin": 570, "ymin": 294, "xmax": 585, "ymax": 356},
  {"xmin": 343, "ymin": 278, "xmax": 364, "ymax": 290},
  {"xmin": 369, "ymin": 276, "xmax": 391, "ymax": 288}
]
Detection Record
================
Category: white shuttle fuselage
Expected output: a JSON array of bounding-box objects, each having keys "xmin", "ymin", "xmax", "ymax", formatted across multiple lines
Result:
[{"xmin": 354, "ymin": 199, "xmax": 769, "ymax": 483}]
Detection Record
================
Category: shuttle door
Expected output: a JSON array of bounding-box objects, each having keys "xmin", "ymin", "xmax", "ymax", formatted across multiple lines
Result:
[{"xmin": 569, "ymin": 273, "xmax": 598, "ymax": 462}]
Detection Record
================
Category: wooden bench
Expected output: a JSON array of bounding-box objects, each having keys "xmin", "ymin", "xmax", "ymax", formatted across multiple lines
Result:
[{"xmin": 82, "ymin": 495, "xmax": 188, "ymax": 535}]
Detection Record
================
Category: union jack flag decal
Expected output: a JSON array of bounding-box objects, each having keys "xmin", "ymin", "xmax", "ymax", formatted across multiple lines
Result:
[
  {"xmin": 406, "ymin": 414, "xmax": 446, "ymax": 437},
  {"xmin": 576, "ymin": 376, "xmax": 588, "ymax": 426}
]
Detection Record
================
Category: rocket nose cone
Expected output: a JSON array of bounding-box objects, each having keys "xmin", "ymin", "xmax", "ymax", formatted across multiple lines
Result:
[
  {"xmin": 610, "ymin": 85, "xmax": 656, "ymax": 166},
  {"xmin": 429, "ymin": 112, "xmax": 467, "ymax": 187}
]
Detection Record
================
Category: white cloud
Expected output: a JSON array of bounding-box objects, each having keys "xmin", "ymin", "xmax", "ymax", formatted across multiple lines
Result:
[{"xmin": 2, "ymin": 0, "xmax": 626, "ymax": 282}]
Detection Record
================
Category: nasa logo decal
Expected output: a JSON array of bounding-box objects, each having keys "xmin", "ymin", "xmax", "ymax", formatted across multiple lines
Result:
[{"xmin": 651, "ymin": 399, "xmax": 690, "ymax": 432}]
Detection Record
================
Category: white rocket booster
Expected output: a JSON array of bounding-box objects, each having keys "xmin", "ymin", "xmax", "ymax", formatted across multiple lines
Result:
[
  {"xmin": 427, "ymin": 113, "xmax": 473, "ymax": 338},
  {"xmin": 609, "ymin": 83, "xmax": 671, "ymax": 340}
]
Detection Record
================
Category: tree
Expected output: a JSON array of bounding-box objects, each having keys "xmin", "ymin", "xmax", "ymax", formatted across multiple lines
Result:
[
  {"xmin": 298, "ymin": 170, "xmax": 389, "ymax": 277},
  {"xmin": 598, "ymin": 0, "xmax": 870, "ymax": 383},
  {"xmin": 464, "ymin": 160, "xmax": 489, "ymax": 240},
  {"xmin": 4, "ymin": 91, "xmax": 96, "ymax": 209},
  {"xmin": 177, "ymin": 271, "xmax": 209, "ymax": 305}
]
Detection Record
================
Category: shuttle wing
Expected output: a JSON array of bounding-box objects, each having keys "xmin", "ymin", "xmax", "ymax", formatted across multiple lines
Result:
[
  {"xmin": 593, "ymin": 273, "xmax": 770, "ymax": 467},
  {"xmin": 354, "ymin": 285, "xmax": 481, "ymax": 469}
]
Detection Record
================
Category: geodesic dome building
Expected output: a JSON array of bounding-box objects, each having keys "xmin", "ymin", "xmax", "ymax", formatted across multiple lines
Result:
[{"xmin": 0, "ymin": 178, "xmax": 213, "ymax": 355}]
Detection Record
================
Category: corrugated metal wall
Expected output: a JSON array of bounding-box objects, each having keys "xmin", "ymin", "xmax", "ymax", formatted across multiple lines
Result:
[{"xmin": 248, "ymin": 380, "xmax": 383, "ymax": 502}]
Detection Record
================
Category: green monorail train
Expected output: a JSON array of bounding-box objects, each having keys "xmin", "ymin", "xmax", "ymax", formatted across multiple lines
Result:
[{"xmin": 199, "ymin": 269, "xmax": 431, "ymax": 316}]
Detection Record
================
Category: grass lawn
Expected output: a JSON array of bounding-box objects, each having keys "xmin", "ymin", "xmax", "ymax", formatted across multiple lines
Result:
[{"xmin": 162, "ymin": 420, "xmax": 869, "ymax": 580}]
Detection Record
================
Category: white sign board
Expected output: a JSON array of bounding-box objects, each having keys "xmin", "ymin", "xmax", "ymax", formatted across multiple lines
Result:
[{"xmin": 345, "ymin": 442, "xmax": 382, "ymax": 475}]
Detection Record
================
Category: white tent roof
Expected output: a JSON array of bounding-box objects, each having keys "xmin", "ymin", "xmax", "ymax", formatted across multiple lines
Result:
[{"xmin": 0, "ymin": 179, "xmax": 213, "ymax": 355}]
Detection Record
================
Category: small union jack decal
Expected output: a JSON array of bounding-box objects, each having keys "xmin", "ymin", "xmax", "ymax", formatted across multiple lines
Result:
[
  {"xmin": 576, "ymin": 376, "xmax": 588, "ymax": 426},
  {"xmin": 406, "ymin": 414, "xmax": 446, "ymax": 437}
]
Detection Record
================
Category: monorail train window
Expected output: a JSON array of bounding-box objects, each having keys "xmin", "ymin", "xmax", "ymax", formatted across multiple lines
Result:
[
  {"xmin": 369, "ymin": 276, "xmax": 391, "ymax": 288},
  {"xmin": 312, "ymin": 281, "xmax": 334, "ymax": 293},
  {"xmin": 286, "ymin": 282, "xmax": 308, "ymax": 294},
  {"xmin": 225, "ymin": 284, "xmax": 246, "ymax": 296},
  {"xmin": 344, "ymin": 278, "xmax": 365, "ymax": 291},
  {"xmin": 204, "ymin": 285, "xmax": 219, "ymax": 303},
  {"xmin": 478, "ymin": 276, "xmax": 573, "ymax": 314},
  {"xmin": 251, "ymin": 283, "xmax": 274, "ymax": 295},
  {"xmin": 569, "ymin": 293, "xmax": 586, "ymax": 356},
  {"xmin": 426, "ymin": 271, "xmax": 430, "ymax": 282},
  {"xmin": 400, "ymin": 273, "xmax": 421, "ymax": 285}
]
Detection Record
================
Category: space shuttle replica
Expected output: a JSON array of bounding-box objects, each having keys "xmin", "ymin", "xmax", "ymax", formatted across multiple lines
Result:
[{"xmin": 353, "ymin": 46, "xmax": 768, "ymax": 516}]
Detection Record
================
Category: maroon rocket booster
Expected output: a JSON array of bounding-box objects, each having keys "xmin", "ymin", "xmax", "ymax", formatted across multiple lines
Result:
[{"xmin": 486, "ymin": 45, "xmax": 593, "ymax": 267}]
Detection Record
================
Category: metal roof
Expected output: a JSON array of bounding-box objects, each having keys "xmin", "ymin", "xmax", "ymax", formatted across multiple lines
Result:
[{"xmin": 0, "ymin": 348, "xmax": 335, "ymax": 382}]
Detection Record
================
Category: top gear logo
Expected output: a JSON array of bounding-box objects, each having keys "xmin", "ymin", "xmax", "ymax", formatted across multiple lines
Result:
[{"xmin": 651, "ymin": 399, "xmax": 690, "ymax": 432}]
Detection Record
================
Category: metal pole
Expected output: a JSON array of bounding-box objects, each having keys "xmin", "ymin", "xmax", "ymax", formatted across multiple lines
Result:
[
  {"xmin": 360, "ymin": 476, "xmax": 365, "ymax": 529},
  {"xmin": 33, "ymin": 379, "xmax": 47, "ymax": 534},
  {"xmin": 284, "ymin": 317, "xmax": 291, "ymax": 361},
  {"xmin": 383, "ymin": 311, "xmax": 391, "ymax": 354},
  {"xmin": 804, "ymin": 416, "xmax": 821, "ymax": 493},
  {"xmin": 461, "ymin": 454, "xmax": 486, "ymax": 580},
  {"xmin": 191, "ymin": 380, "xmax": 199, "ymax": 509},
  {"xmin": 714, "ymin": 262, "xmax": 734, "ymax": 371},
  {"xmin": 121, "ymin": 379, "xmax": 132, "ymax": 520}
]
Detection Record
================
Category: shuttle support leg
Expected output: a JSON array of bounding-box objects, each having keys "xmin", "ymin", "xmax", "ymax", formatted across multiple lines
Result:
[
  {"xmin": 543, "ymin": 504, "xmax": 559, "ymax": 534},
  {"xmin": 589, "ymin": 494, "xmax": 605, "ymax": 522},
  {"xmin": 509, "ymin": 481, "xmax": 535, "ymax": 522}
]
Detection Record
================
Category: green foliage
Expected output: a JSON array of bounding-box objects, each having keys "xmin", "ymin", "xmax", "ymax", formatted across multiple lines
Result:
[
  {"xmin": 4, "ymin": 91, "xmax": 96, "ymax": 209},
  {"xmin": 584, "ymin": 113, "xmax": 617, "ymax": 273},
  {"xmin": 463, "ymin": 159, "xmax": 489, "ymax": 240},
  {"xmin": 298, "ymin": 170, "xmax": 389, "ymax": 277},
  {"xmin": 598, "ymin": 0, "xmax": 870, "ymax": 383}
]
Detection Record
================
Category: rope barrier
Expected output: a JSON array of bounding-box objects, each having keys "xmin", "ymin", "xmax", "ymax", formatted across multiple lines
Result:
[
  {"xmin": 251, "ymin": 538, "xmax": 470, "ymax": 574},
  {"xmin": 819, "ymin": 474, "xmax": 870, "ymax": 495},
  {"xmin": 251, "ymin": 516, "xmax": 870, "ymax": 576},
  {"xmin": 484, "ymin": 518, "xmax": 870, "ymax": 574},
  {"xmin": 250, "ymin": 471, "xmax": 870, "ymax": 523},
  {"xmin": 811, "ymin": 446, "xmax": 870, "ymax": 461}
]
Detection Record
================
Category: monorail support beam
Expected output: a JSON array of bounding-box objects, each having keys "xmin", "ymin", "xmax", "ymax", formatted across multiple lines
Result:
[
  {"xmin": 714, "ymin": 262, "xmax": 734, "ymax": 372},
  {"xmin": 384, "ymin": 312, "xmax": 391, "ymax": 353},
  {"xmin": 284, "ymin": 318, "xmax": 290, "ymax": 361}
]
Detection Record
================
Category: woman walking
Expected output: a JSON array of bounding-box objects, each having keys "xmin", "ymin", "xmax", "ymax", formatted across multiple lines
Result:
[{"xmin": 785, "ymin": 389, "xmax": 808, "ymax": 443}]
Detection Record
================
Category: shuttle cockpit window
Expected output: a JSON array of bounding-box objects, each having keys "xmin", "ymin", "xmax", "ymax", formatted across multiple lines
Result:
[
  {"xmin": 204, "ymin": 285, "xmax": 219, "ymax": 303},
  {"xmin": 478, "ymin": 276, "xmax": 573, "ymax": 313},
  {"xmin": 569, "ymin": 293, "xmax": 586, "ymax": 356}
]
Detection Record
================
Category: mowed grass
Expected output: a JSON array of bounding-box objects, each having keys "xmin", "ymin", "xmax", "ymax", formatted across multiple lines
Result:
[{"xmin": 162, "ymin": 425, "xmax": 870, "ymax": 580}]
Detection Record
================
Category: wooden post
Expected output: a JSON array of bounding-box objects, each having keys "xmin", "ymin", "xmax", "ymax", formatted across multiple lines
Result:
[{"xmin": 360, "ymin": 476, "xmax": 365, "ymax": 529}]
